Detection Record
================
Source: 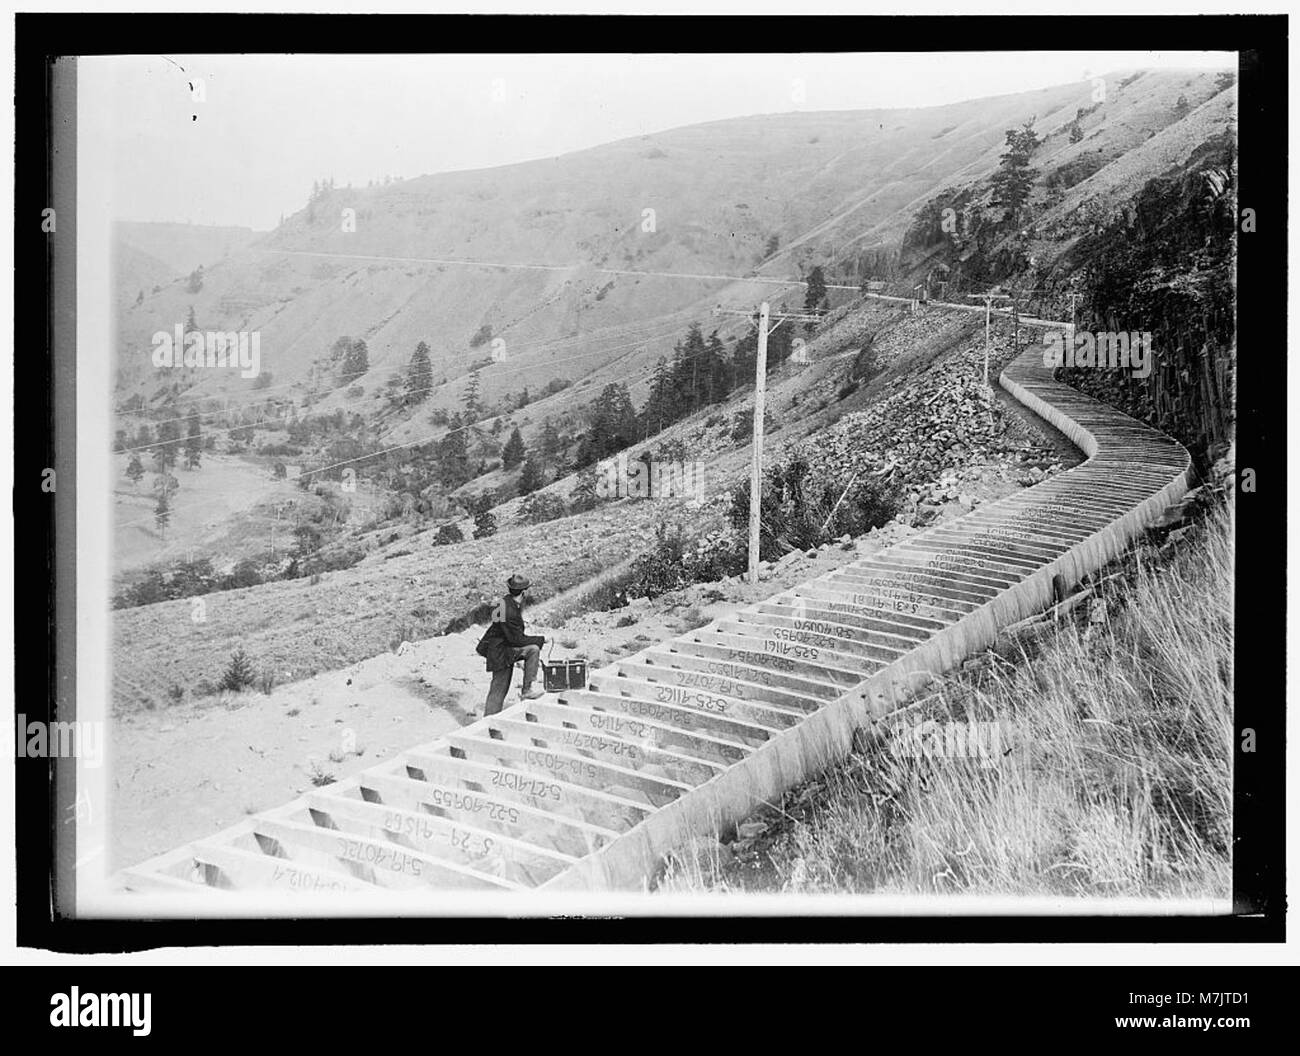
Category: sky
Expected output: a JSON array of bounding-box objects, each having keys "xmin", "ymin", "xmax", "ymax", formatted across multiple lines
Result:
[{"xmin": 79, "ymin": 50, "xmax": 1234, "ymax": 231}]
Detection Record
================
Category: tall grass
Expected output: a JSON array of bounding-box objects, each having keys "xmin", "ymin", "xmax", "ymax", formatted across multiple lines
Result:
[{"xmin": 660, "ymin": 502, "xmax": 1234, "ymax": 898}]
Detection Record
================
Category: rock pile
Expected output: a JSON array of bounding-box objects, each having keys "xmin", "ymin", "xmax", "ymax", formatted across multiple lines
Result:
[{"xmin": 796, "ymin": 333, "xmax": 1069, "ymax": 515}]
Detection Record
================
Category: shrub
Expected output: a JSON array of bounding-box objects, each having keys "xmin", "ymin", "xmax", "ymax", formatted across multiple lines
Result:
[
  {"xmin": 434, "ymin": 523, "xmax": 465, "ymax": 545},
  {"xmin": 626, "ymin": 524, "xmax": 745, "ymax": 600},
  {"xmin": 219, "ymin": 648, "xmax": 257, "ymax": 692},
  {"xmin": 731, "ymin": 409, "xmax": 754, "ymax": 443},
  {"xmin": 473, "ymin": 510, "xmax": 497, "ymax": 539},
  {"xmin": 519, "ymin": 491, "xmax": 566, "ymax": 526},
  {"xmin": 729, "ymin": 454, "xmax": 902, "ymax": 562}
]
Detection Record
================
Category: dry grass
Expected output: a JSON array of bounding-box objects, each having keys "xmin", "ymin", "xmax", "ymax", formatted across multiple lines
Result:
[{"xmin": 660, "ymin": 502, "xmax": 1233, "ymax": 899}]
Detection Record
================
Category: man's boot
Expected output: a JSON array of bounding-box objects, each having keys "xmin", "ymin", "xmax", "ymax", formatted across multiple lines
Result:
[{"xmin": 520, "ymin": 685, "xmax": 545, "ymax": 700}]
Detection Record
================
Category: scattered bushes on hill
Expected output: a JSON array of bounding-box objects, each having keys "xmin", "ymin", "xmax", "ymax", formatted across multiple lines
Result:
[
  {"xmin": 626, "ymin": 524, "xmax": 744, "ymax": 600},
  {"xmin": 519, "ymin": 491, "xmax": 567, "ymax": 526},
  {"xmin": 434, "ymin": 523, "xmax": 464, "ymax": 546},
  {"xmin": 731, "ymin": 409, "xmax": 754, "ymax": 442},
  {"xmin": 729, "ymin": 454, "xmax": 902, "ymax": 562},
  {"xmin": 218, "ymin": 648, "xmax": 256, "ymax": 692},
  {"xmin": 1045, "ymin": 152, "xmax": 1110, "ymax": 191}
]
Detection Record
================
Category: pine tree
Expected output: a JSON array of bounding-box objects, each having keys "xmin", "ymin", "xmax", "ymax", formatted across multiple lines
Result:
[
  {"xmin": 154, "ymin": 490, "xmax": 170, "ymax": 535},
  {"xmin": 462, "ymin": 369, "xmax": 483, "ymax": 422},
  {"xmin": 541, "ymin": 419, "xmax": 563, "ymax": 462},
  {"xmin": 219, "ymin": 648, "xmax": 256, "ymax": 692},
  {"xmin": 703, "ymin": 331, "xmax": 730, "ymax": 405},
  {"xmin": 185, "ymin": 305, "xmax": 198, "ymax": 333},
  {"xmin": 501, "ymin": 426, "xmax": 526, "ymax": 469},
  {"xmin": 405, "ymin": 341, "xmax": 433, "ymax": 404},
  {"xmin": 470, "ymin": 493, "xmax": 497, "ymax": 539},
  {"xmin": 990, "ymin": 120, "xmax": 1040, "ymax": 225},
  {"xmin": 438, "ymin": 412, "xmax": 470, "ymax": 488},
  {"xmin": 341, "ymin": 339, "xmax": 369, "ymax": 385},
  {"xmin": 641, "ymin": 357, "xmax": 674, "ymax": 439},
  {"xmin": 126, "ymin": 453, "xmax": 144, "ymax": 487},
  {"xmin": 184, "ymin": 410, "xmax": 202, "ymax": 469},
  {"xmin": 577, "ymin": 383, "xmax": 637, "ymax": 467},
  {"xmin": 156, "ymin": 419, "xmax": 181, "ymax": 470},
  {"xmin": 518, "ymin": 453, "xmax": 545, "ymax": 496},
  {"xmin": 804, "ymin": 266, "xmax": 828, "ymax": 314},
  {"xmin": 673, "ymin": 323, "xmax": 708, "ymax": 415}
]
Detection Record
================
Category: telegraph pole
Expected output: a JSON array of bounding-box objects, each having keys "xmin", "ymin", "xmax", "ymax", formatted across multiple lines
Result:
[
  {"xmin": 749, "ymin": 302, "xmax": 770, "ymax": 585},
  {"xmin": 715, "ymin": 300, "xmax": 826, "ymax": 583},
  {"xmin": 976, "ymin": 293, "xmax": 1013, "ymax": 389}
]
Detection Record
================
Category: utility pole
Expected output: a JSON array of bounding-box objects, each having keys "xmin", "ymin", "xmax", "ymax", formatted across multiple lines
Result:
[
  {"xmin": 749, "ymin": 302, "xmax": 770, "ymax": 585},
  {"xmin": 714, "ymin": 301, "xmax": 825, "ymax": 583},
  {"xmin": 975, "ymin": 293, "xmax": 1013, "ymax": 389}
]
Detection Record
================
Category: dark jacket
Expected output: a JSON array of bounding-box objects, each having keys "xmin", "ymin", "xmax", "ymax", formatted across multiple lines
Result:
[{"xmin": 477, "ymin": 594, "xmax": 544, "ymax": 672}]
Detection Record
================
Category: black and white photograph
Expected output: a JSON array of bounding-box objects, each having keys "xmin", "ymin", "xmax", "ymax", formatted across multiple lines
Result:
[{"xmin": 8, "ymin": 4, "xmax": 1290, "ymax": 983}]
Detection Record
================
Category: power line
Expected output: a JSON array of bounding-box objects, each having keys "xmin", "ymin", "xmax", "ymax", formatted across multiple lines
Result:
[
  {"xmin": 115, "ymin": 316, "xmax": 748, "ymax": 531},
  {"xmin": 117, "ymin": 309, "xmax": 700, "ymax": 422},
  {"xmin": 118, "ymin": 320, "xmax": 690, "ymax": 455}
]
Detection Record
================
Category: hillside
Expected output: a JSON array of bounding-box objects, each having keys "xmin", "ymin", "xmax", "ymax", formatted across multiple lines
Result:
[
  {"xmin": 112, "ymin": 69, "xmax": 1226, "ymax": 426},
  {"xmin": 110, "ymin": 64, "xmax": 1234, "ymax": 717}
]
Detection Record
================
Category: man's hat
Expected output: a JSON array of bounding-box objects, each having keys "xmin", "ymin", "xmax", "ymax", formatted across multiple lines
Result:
[{"xmin": 507, "ymin": 574, "xmax": 530, "ymax": 593}]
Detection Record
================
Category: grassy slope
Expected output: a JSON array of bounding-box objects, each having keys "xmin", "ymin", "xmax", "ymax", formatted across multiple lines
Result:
[
  {"xmin": 115, "ymin": 73, "xmax": 1200, "ymax": 424},
  {"xmin": 110, "ymin": 299, "xmax": 1061, "ymax": 712},
  {"xmin": 661, "ymin": 500, "xmax": 1233, "ymax": 899}
]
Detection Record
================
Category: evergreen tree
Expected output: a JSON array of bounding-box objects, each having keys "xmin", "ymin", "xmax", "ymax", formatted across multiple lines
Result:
[
  {"xmin": 703, "ymin": 330, "xmax": 730, "ymax": 405},
  {"xmin": 219, "ymin": 648, "xmax": 256, "ymax": 692},
  {"xmin": 518, "ymin": 453, "xmax": 545, "ymax": 496},
  {"xmin": 405, "ymin": 341, "xmax": 433, "ymax": 404},
  {"xmin": 154, "ymin": 490, "xmax": 170, "ymax": 535},
  {"xmin": 341, "ymin": 339, "xmax": 369, "ymax": 385},
  {"xmin": 804, "ymin": 266, "xmax": 828, "ymax": 315},
  {"xmin": 541, "ymin": 419, "xmax": 563, "ymax": 462},
  {"xmin": 184, "ymin": 410, "xmax": 202, "ymax": 469},
  {"xmin": 990, "ymin": 120, "xmax": 1040, "ymax": 224},
  {"xmin": 470, "ymin": 492, "xmax": 497, "ymax": 539},
  {"xmin": 437, "ymin": 413, "xmax": 470, "ymax": 488},
  {"xmin": 1173, "ymin": 94, "xmax": 1191, "ymax": 118},
  {"xmin": 462, "ymin": 369, "xmax": 483, "ymax": 422},
  {"xmin": 126, "ymin": 452, "xmax": 145, "ymax": 487},
  {"xmin": 671, "ymin": 323, "xmax": 708, "ymax": 415},
  {"xmin": 155, "ymin": 419, "xmax": 181, "ymax": 470},
  {"xmin": 501, "ymin": 426, "xmax": 526, "ymax": 469},
  {"xmin": 640, "ymin": 357, "xmax": 674, "ymax": 439},
  {"xmin": 576, "ymin": 383, "xmax": 637, "ymax": 467},
  {"xmin": 185, "ymin": 305, "xmax": 198, "ymax": 333}
]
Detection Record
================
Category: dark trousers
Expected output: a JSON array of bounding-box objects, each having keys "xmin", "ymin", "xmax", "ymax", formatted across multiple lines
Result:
[{"xmin": 484, "ymin": 644, "xmax": 541, "ymax": 715}]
